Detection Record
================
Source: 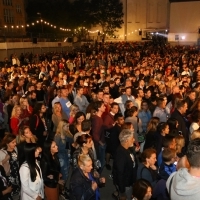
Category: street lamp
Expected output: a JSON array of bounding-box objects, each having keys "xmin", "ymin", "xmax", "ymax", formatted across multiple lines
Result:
[{"xmin": 37, "ymin": 12, "xmax": 43, "ymax": 33}]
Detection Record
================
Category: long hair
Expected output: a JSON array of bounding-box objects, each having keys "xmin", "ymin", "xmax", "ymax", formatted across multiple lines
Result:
[
  {"xmin": 147, "ymin": 117, "xmax": 159, "ymax": 133},
  {"xmin": 18, "ymin": 125, "xmax": 37, "ymax": 144},
  {"xmin": 11, "ymin": 105, "xmax": 21, "ymax": 118},
  {"xmin": 42, "ymin": 139, "xmax": 54, "ymax": 164},
  {"xmin": 0, "ymin": 134, "xmax": 16, "ymax": 149},
  {"xmin": 24, "ymin": 143, "xmax": 38, "ymax": 182}
]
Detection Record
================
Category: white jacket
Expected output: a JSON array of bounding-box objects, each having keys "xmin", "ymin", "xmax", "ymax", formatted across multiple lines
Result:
[{"xmin": 20, "ymin": 162, "xmax": 44, "ymax": 200}]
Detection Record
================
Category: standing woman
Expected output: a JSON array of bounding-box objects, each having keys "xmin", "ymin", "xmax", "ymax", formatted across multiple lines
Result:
[
  {"xmin": 0, "ymin": 134, "xmax": 20, "ymax": 200},
  {"xmin": 10, "ymin": 105, "xmax": 23, "ymax": 135},
  {"xmin": 30, "ymin": 103, "xmax": 48, "ymax": 147},
  {"xmin": 40, "ymin": 140, "xmax": 64, "ymax": 200},
  {"xmin": 19, "ymin": 97, "xmax": 33, "ymax": 126},
  {"xmin": 54, "ymin": 120, "xmax": 73, "ymax": 187},
  {"xmin": 69, "ymin": 112, "xmax": 86, "ymax": 136},
  {"xmin": 19, "ymin": 143, "xmax": 44, "ymax": 200},
  {"xmin": 17, "ymin": 125, "xmax": 38, "ymax": 167},
  {"xmin": 52, "ymin": 102, "xmax": 68, "ymax": 133}
]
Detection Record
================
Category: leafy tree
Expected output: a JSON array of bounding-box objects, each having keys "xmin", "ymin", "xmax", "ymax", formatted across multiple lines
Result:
[{"xmin": 90, "ymin": 0, "xmax": 124, "ymax": 37}]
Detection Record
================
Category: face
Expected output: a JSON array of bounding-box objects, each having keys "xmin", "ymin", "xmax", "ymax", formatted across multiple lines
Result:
[
  {"xmin": 163, "ymin": 125, "xmax": 169, "ymax": 135},
  {"xmin": 7, "ymin": 139, "xmax": 16, "ymax": 150},
  {"xmin": 189, "ymin": 92, "xmax": 196, "ymax": 101},
  {"xmin": 63, "ymin": 123, "xmax": 69, "ymax": 131},
  {"xmin": 78, "ymin": 88, "xmax": 84, "ymax": 95},
  {"xmin": 35, "ymin": 148, "xmax": 40, "ymax": 158},
  {"xmin": 126, "ymin": 88, "xmax": 131, "ymax": 96},
  {"xmin": 16, "ymin": 107, "xmax": 21, "ymax": 116},
  {"xmin": 82, "ymin": 160, "xmax": 93, "ymax": 173},
  {"xmin": 111, "ymin": 105, "xmax": 119, "ymax": 114},
  {"xmin": 84, "ymin": 138, "xmax": 93, "ymax": 149},
  {"xmin": 117, "ymin": 117, "xmax": 124, "ymax": 125},
  {"xmin": 77, "ymin": 115, "xmax": 85, "ymax": 124},
  {"xmin": 99, "ymin": 103, "xmax": 106, "ymax": 113},
  {"xmin": 169, "ymin": 138, "xmax": 177, "ymax": 150},
  {"xmin": 146, "ymin": 153, "xmax": 157, "ymax": 166},
  {"xmin": 40, "ymin": 105, "xmax": 47, "ymax": 113},
  {"xmin": 141, "ymin": 103, "xmax": 148, "ymax": 111},
  {"xmin": 23, "ymin": 128, "xmax": 33, "ymax": 139},
  {"xmin": 22, "ymin": 99, "xmax": 28, "ymax": 106},
  {"xmin": 138, "ymin": 90, "xmax": 144, "ymax": 98},
  {"xmin": 103, "ymin": 87, "xmax": 109, "ymax": 93},
  {"xmin": 54, "ymin": 103, "xmax": 61, "ymax": 112},
  {"xmin": 103, "ymin": 95, "xmax": 110, "ymax": 104},
  {"xmin": 61, "ymin": 89, "xmax": 69, "ymax": 98},
  {"xmin": 181, "ymin": 103, "xmax": 188, "ymax": 114},
  {"xmin": 51, "ymin": 141, "xmax": 58, "ymax": 154},
  {"xmin": 143, "ymin": 187, "xmax": 152, "ymax": 200},
  {"xmin": 97, "ymin": 92, "xmax": 103, "ymax": 100},
  {"xmin": 127, "ymin": 135, "xmax": 135, "ymax": 147}
]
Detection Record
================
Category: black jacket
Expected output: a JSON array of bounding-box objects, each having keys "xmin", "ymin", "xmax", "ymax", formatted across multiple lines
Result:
[
  {"xmin": 112, "ymin": 145, "xmax": 134, "ymax": 194},
  {"xmin": 69, "ymin": 167, "xmax": 96, "ymax": 200}
]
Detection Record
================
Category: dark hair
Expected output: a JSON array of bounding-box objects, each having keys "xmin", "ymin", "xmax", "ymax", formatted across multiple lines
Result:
[
  {"xmin": 93, "ymin": 101, "xmax": 104, "ymax": 111},
  {"xmin": 167, "ymin": 118, "xmax": 178, "ymax": 130},
  {"xmin": 33, "ymin": 103, "xmax": 45, "ymax": 115},
  {"xmin": 157, "ymin": 122, "xmax": 168, "ymax": 133},
  {"xmin": 24, "ymin": 143, "xmax": 39, "ymax": 182},
  {"xmin": 76, "ymin": 134, "xmax": 92, "ymax": 147},
  {"xmin": 132, "ymin": 179, "xmax": 152, "ymax": 200},
  {"xmin": 176, "ymin": 99, "xmax": 187, "ymax": 110},
  {"xmin": 186, "ymin": 138, "xmax": 200, "ymax": 168},
  {"xmin": 140, "ymin": 148, "xmax": 156, "ymax": 163},
  {"xmin": 74, "ymin": 112, "xmax": 86, "ymax": 124},
  {"xmin": 162, "ymin": 135, "xmax": 175, "ymax": 148},
  {"xmin": 42, "ymin": 139, "xmax": 55, "ymax": 164},
  {"xmin": 162, "ymin": 148, "xmax": 176, "ymax": 162},
  {"xmin": 191, "ymin": 110, "xmax": 200, "ymax": 123},
  {"xmin": 0, "ymin": 134, "xmax": 16, "ymax": 149},
  {"xmin": 81, "ymin": 120, "xmax": 91, "ymax": 132},
  {"xmin": 126, "ymin": 106, "xmax": 138, "ymax": 117},
  {"xmin": 114, "ymin": 113, "xmax": 123, "ymax": 121}
]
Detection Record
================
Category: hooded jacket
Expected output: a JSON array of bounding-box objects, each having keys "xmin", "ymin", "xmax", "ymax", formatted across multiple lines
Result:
[{"xmin": 166, "ymin": 168, "xmax": 200, "ymax": 200}]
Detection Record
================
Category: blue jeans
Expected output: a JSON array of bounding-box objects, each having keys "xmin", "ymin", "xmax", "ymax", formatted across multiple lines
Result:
[
  {"xmin": 98, "ymin": 144, "xmax": 106, "ymax": 169},
  {"xmin": 58, "ymin": 152, "xmax": 70, "ymax": 181}
]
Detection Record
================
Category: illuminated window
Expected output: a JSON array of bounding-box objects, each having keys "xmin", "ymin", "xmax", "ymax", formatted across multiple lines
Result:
[{"xmin": 16, "ymin": 5, "xmax": 22, "ymax": 13}]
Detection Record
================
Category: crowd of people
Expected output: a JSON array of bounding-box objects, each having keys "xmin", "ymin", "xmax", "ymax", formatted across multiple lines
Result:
[{"xmin": 0, "ymin": 41, "xmax": 200, "ymax": 200}]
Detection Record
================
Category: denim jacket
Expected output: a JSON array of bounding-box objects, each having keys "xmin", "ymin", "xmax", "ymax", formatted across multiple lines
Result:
[{"xmin": 138, "ymin": 110, "xmax": 152, "ymax": 132}]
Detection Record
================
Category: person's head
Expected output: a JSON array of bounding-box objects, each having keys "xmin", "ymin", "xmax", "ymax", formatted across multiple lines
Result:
[
  {"xmin": 103, "ymin": 93, "xmax": 110, "ymax": 105},
  {"xmin": 157, "ymin": 97, "xmax": 166, "ymax": 109},
  {"xmin": 132, "ymin": 179, "xmax": 152, "ymax": 200},
  {"xmin": 56, "ymin": 120, "xmax": 70, "ymax": 138},
  {"xmin": 167, "ymin": 118, "xmax": 179, "ymax": 131},
  {"xmin": 175, "ymin": 135, "xmax": 185, "ymax": 154},
  {"xmin": 76, "ymin": 134, "xmax": 93, "ymax": 149},
  {"xmin": 162, "ymin": 148, "xmax": 177, "ymax": 164},
  {"xmin": 70, "ymin": 104, "xmax": 79, "ymax": 117},
  {"xmin": 119, "ymin": 129, "xmax": 135, "ymax": 148},
  {"xmin": 0, "ymin": 133, "xmax": 16, "ymax": 150},
  {"xmin": 125, "ymin": 87, "xmax": 132, "ymax": 96},
  {"xmin": 127, "ymin": 106, "xmax": 138, "ymax": 117},
  {"xmin": 188, "ymin": 90, "xmax": 196, "ymax": 102},
  {"xmin": 74, "ymin": 111, "xmax": 86, "ymax": 125},
  {"xmin": 125, "ymin": 100, "xmax": 134, "ymax": 110},
  {"xmin": 11, "ymin": 105, "xmax": 21, "ymax": 117},
  {"xmin": 43, "ymin": 140, "xmax": 58, "ymax": 161},
  {"xmin": 110, "ymin": 102, "xmax": 119, "ymax": 114},
  {"xmin": 147, "ymin": 117, "xmax": 160, "ymax": 133},
  {"xmin": 33, "ymin": 103, "xmax": 46, "ymax": 115},
  {"xmin": 114, "ymin": 113, "xmax": 124, "ymax": 126},
  {"xmin": 81, "ymin": 120, "xmax": 91, "ymax": 132},
  {"xmin": 93, "ymin": 101, "xmax": 106, "ymax": 114},
  {"xmin": 162, "ymin": 135, "xmax": 176, "ymax": 150},
  {"xmin": 141, "ymin": 101, "xmax": 149, "ymax": 111},
  {"xmin": 191, "ymin": 110, "xmax": 200, "ymax": 123},
  {"xmin": 191, "ymin": 130, "xmax": 200, "ymax": 140},
  {"xmin": 122, "ymin": 122, "xmax": 134, "ymax": 132},
  {"xmin": 176, "ymin": 99, "xmax": 188, "ymax": 115},
  {"xmin": 19, "ymin": 125, "xmax": 36, "ymax": 143},
  {"xmin": 186, "ymin": 138, "xmax": 200, "ymax": 168},
  {"xmin": 53, "ymin": 102, "xmax": 62, "ymax": 113},
  {"xmin": 78, "ymin": 154, "xmax": 93, "ymax": 173},
  {"xmin": 19, "ymin": 96, "xmax": 29, "ymax": 107},
  {"xmin": 24, "ymin": 143, "xmax": 40, "ymax": 182},
  {"xmin": 140, "ymin": 148, "xmax": 157, "ymax": 167},
  {"xmin": 96, "ymin": 89, "xmax": 104, "ymax": 100},
  {"xmin": 61, "ymin": 87, "xmax": 69, "ymax": 98},
  {"xmin": 77, "ymin": 86, "xmax": 84, "ymax": 95},
  {"xmin": 157, "ymin": 122, "xmax": 169, "ymax": 136}
]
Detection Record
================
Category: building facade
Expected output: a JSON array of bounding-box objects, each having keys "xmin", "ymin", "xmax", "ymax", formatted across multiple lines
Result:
[{"xmin": 0, "ymin": 0, "xmax": 26, "ymax": 36}]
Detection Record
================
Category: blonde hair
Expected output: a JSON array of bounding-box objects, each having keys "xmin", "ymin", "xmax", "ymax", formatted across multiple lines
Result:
[
  {"xmin": 147, "ymin": 117, "xmax": 160, "ymax": 133},
  {"xmin": 56, "ymin": 120, "xmax": 73, "ymax": 143},
  {"xmin": 191, "ymin": 130, "xmax": 200, "ymax": 140},
  {"xmin": 70, "ymin": 104, "xmax": 79, "ymax": 117},
  {"xmin": 11, "ymin": 105, "xmax": 21, "ymax": 118},
  {"xmin": 18, "ymin": 126, "xmax": 37, "ymax": 144},
  {"xmin": 19, "ymin": 96, "xmax": 28, "ymax": 106},
  {"xmin": 78, "ymin": 154, "xmax": 92, "ymax": 167},
  {"xmin": 175, "ymin": 135, "xmax": 185, "ymax": 154}
]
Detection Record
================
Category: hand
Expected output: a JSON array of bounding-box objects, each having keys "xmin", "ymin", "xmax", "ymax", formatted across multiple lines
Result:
[
  {"xmin": 43, "ymin": 131, "xmax": 48, "ymax": 136},
  {"xmin": 36, "ymin": 196, "xmax": 42, "ymax": 200},
  {"xmin": 58, "ymin": 179, "xmax": 65, "ymax": 186},
  {"xmin": 47, "ymin": 175, "xmax": 53, "ymax": 179},
  {"xmin": 135, "ymin": 145, "xmax": 140, "ymax": 152},
  {"xmin": 93, "ymin": 171, "xmax": 100, "ymax": 178},
  {"xmin": 99, "ymin": 177, "xmax": 106, "ymax": 184},
  {"xmin": 91, "ymin": 181, "xmax": 98, "ymax": 191},
  {"xmin": 6, "ymin": 186, "xmax": 12, "ymax": 194},
  {"xmin": 150, "ymin": 165, "xmax": 157, "ymax": 170}
]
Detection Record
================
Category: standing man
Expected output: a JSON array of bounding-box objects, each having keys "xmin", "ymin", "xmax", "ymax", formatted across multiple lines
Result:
[
  {"xmin": 59, "ymin": 87, "xmax": 71, "ymax": 119},
  {"xmin": 112, "ymin": 129, "xmax": 136, "ymax": 200},
  {"xmin": 153, "ymin": 97, "xmax": 167, "ymax": 122}
]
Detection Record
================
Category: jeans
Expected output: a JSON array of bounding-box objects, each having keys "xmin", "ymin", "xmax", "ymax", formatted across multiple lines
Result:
[
  {"xmin": 98, "ymin": 144, "xmax": 106, "ymax": 169},
  {"xmin": 58, "ymin": 152, "xmax": 70, "ymax": 181}
]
